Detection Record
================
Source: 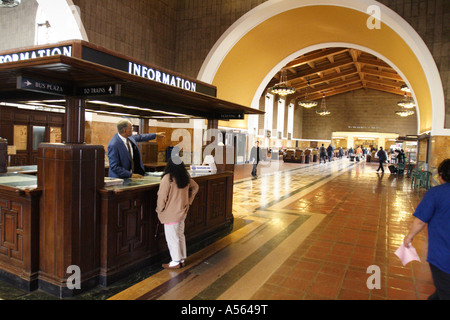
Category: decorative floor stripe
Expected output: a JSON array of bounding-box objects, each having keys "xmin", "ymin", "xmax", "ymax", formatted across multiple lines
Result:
[{"xmin": 191, "ymin": 214, "xmax": 312, "ymax": 300}]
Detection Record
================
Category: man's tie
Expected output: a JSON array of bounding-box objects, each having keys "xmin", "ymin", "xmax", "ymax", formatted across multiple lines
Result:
[{"xmin": 126, "ymin": 138, "xmax": 134, "ymax": 173}]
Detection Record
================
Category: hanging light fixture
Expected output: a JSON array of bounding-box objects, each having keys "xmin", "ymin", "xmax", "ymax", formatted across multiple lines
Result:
[
  {"xmin": 397, "ymin": 92, "xmax": 416, "ymax": 109},
  {"xmin": 316, "ymin": 93, "xmax": 330, "ymax": 116},
  {"xmin": 268, "ymin": 69, "xmax": 296, "ymax": 96},
  {"xmin": 298, "ymin": 80, "xmax": 318, "ymax": 108},
  {"xmin": 395, "ymin": 110, "xmax": 415, "ymax": 117},
  {"xmin": 0, "ymin": 0, "xmax": 21, "ymax": 7},
  {"xmin": 395, "ymin": 84, "xmax": 415, "ymax": 117},
  {"xmin": 400, "ymin": 84, "xmax": 410, "ymax": 92}
]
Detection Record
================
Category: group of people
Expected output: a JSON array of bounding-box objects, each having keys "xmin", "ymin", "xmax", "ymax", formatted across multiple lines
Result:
[
  {"xmin": 348, "ymin": 145, "xmax": 369, "ymax": 160},
  {"xmin": 108, "ymin": 120, "xmax": 198, "ymax": 269},
  {"xmin": 375, "ymin": 147, "xmax": 406, "ymax": 173},
  {"xmin": 108, "ymin": 121, "xmax": 450, "ymax": 299},
  {"xmin": 319, "ymin": 144, "xmax": 339, "ymax": 163},
  {"xmin": 394, "ymin": 148, "xmax": 406, "ymax": 164}
]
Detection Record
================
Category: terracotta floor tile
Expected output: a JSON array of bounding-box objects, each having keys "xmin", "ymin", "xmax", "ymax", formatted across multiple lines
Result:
[
  {"xmin": 319, "ymin": 263, "xmax": 347, "ymax": 278},
  {"xmin": 387, "ymin": 276, "xmax": 417, "ymax": 292},
  {"xmin": 272, "ymin": 287, "xmax": 305, "ymax": 300},
  {"xmin": 308, "ymin": 282, "xmax": 340, "ymax": 299},
  {"xmin": 250, "ymin": 287, "xmax": 274, "ymax": 300},
  {"xmin": 295, "ymin": 260, "xmax": 323, "ymax": 272},
  {"xmin": 387, "ymin": 264, "xmax": 414, "ymax": 278},
  {"xmin": 280, "ymin": 277, "xmax": 312, "ymax": 292},
  {"xmin": 266, "ymin": 273, "xmax": 286, "ymax": 286},
  {"xmin": 288, "ymin": 267, "xmax": 317, "ymax": 281},
  {"xmin": 338, "ymin": 288, "xmax": 370, "ymax": 300},
  {"xmin": 387, "ymin": 287, "xmax": 418, "ymax": 300},
  {"xmin": 415, "ymin": 279, "xmax": 435, "ymax": 295}
]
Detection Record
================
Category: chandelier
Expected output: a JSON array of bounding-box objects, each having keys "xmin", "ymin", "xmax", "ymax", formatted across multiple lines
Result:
[
  {"xmin": 395, "ymin": 85, "xmax": 415, "ymax": 117},
  {"xmin": 268, "ymin": 69, "xmax": 296, "ymax": 96},
  {"xmin": 315, "ymin": 94, "xmax": 330, "ymax": 116},
  {"xmin": 395, "ymin": 110, "xmax": 415, "ymax": 117},
  {"xmin": 298, "ymin": 80, "xmax": 318, "ymax": 108},
  {"xmin": 397, "ymin": 93, "xmax": 415, "ymax": 109},
  {"xmin": 400, "ymin": 84, "xmax": 410, "ymax": 92},
  {"xmin": 0, "ymin": 0, "xmax": 21, "ymax": 7}
]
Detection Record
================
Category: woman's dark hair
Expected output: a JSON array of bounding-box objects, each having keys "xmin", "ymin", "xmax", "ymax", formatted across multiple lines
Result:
[
  {"xmin": 161, "ymin": 155, "xmax": 190, "ymax": 189},
  {"xmin": 438, "ymin": 158, "xmax": 450, "ymax": 183}
]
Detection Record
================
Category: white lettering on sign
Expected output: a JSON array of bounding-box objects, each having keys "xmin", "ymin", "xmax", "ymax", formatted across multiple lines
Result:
[
  {"xmin": 0, "ymin": 46, "xmax": 72, "ymax": 64},
  {"xmin": 33, "ymin": 81, "xmax": 64, "ymax": 93},
  {"xmin": 128, "ymin": 62, "xmax": 197, "ymax": 92}
]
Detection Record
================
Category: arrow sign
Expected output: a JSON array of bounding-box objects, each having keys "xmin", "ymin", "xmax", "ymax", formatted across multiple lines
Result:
[
  {"xmin": 17, "ymin": 76, "xmax": 69, "ymax": 96},
  {"xmin": 217, "ymin": 112, "xmax": 245, "ymax": 120},
  {"xmin": 75, "ymin": 84, "xmax": 121, "ymax": 97}
]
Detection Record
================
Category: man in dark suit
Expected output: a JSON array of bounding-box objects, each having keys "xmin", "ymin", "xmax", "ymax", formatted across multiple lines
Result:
[
  {"xmin": 376, "ymin": 146, "xmax": 387, "ymax": 173},
  {"xmin": 107, "ymin": 120, "xmax": 164, "ymax": 178}
]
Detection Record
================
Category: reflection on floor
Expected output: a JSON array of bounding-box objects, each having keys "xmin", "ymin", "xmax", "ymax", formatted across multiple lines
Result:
[{"xmin": 0, "ymin": 159, "xmax": 433, "ymax": 300}]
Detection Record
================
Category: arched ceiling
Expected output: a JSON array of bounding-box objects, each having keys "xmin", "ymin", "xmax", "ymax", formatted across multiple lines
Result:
[
  {"xmin": 266, "ymin": 47, "xmax": 408, "ymax": 102},
  {"xmin": 199, "ymin": 2, "xmax": 444, "ymax": 134}
]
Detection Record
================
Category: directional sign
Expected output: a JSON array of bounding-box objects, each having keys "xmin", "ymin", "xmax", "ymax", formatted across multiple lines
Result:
[
  {"xmin": 75, "ymin": 84, "xmax": 121, "ymax": 97},
  {"xmin": 217, "ymin": 112, "xmax": 244, "ymax": 120},
  {"xmin": 17, "ymin": 76, "xmax": 70, "ymax": 96}
]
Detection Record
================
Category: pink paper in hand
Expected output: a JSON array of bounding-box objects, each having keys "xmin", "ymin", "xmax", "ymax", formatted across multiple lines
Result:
[{"xmin": 395, "ymin": 244, "xmax": 421, "ymax": 266}]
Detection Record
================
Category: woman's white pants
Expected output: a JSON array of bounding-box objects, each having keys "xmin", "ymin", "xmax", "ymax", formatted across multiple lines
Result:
[{"xmin": 164, "ymin": 215, "xmax": 187, "ymax": 264}]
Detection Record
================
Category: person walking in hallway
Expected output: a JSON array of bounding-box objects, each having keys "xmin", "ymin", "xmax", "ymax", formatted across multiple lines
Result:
[
  {"xmin": 250, "ymin": 140, "xmax": 262, "ymax": 178},
  {"xmin": 376, "ymin": 146, "xmax": 387, "ymax": 173},
  {"xmin": 356, "ymin": 145, "xmax": 362, "ymax": 161},
  {"xmin": 326, "ymin": 144, "xmax": 334, "ymax": 162},
  {"xmin": 404, "ymin": 159, "xmax": 450, "ymax": 300},
  {"xmin": 319, "ymin": 144, "xmax": 327, "ymax": 164},
  {"xmin": 156, "ymin": 155, "xmax": 199, "ymax": 269}
]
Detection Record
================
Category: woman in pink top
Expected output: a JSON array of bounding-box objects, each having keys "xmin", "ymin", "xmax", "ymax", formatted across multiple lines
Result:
[{"xmin": 156, "ymin": 156, "xmax": 199, "ymax": 269}]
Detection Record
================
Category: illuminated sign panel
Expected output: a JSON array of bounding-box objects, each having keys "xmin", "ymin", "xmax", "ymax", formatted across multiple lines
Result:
[
  {"xmin": 1, "ymin": 42, "xmax": 217, "ymax": 97},
  {"xmin": 0, "ymin": 45, "xmax": 72, "ymax": 63}
]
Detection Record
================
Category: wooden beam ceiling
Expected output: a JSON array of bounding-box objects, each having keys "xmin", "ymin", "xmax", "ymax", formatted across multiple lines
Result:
[{"xmin": 266, "ymin": 47, "xmax": 408, "ymax": 102}]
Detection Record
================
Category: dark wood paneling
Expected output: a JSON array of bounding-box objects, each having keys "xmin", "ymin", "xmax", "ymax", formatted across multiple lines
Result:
[
  {"xmin": 0, "ymin": 187, "xmax": 40, "ymax": 290},
  {"xmin": 0, "ymin": 106, "xmax": 65, "ymax": 165},
  {"xmin": 185, "ymin": 181, "xmax": 207, "ymax": 236},
  {"xmin": 99, "ymin": 172, "xmax": 234, "ymax": 284},
  {"xmin": 37, "ymin": 143, "xmax": 104, "ymax": 291}
]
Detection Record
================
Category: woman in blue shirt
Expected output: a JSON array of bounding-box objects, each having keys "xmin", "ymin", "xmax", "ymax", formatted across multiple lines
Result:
[{"xmin": 404, "ymin": 159, "xmax": 450, "ymax": 300}]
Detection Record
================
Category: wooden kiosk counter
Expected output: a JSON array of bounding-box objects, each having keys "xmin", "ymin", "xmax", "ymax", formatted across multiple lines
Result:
[
  {"xmin": 99, "ymin": 170, "xmax": 233, "ymax": 286},
  {"xmin": 0, "ymin": 41, "xmax": 263, "ymax": 297}
]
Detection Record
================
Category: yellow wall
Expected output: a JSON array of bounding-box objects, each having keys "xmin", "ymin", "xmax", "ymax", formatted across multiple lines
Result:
[{"xmin": 213, "ymin": 5, "xmax": 432, "ymax": 133}]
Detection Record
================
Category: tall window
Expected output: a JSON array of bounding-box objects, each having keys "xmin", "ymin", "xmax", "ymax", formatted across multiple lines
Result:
[
  {"xmin": 264, "ymin": 94, "xmax": 273, "ymax": 138},
  {"xmin": 287, "ymin": 103, "xmax": 294, "ymax": 139},
  {"xmin": 277, "ymin": 98, "xmax": 285, "ymax": 139}
]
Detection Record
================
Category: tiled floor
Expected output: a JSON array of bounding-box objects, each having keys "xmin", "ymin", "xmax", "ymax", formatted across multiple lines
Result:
[
  {"xmin": 109, "ymin": 159, "xmax": 434, "ymax": 300},
  {"xmin": 250, "ymin": 162, "xmax": 432, "ymax": 300},
  {"xmin": 0, "ymin": 158, "xmax": 434, "ymax": 300}
]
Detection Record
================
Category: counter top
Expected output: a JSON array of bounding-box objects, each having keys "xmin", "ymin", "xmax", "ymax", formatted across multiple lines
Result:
[
  {"xmin": 1, "ymin": 166, "xmax": 229, "ymax": 194},
  {"xmin": 7, "ymin": 165, "xmax": 38, "ymax": 174},
  {"xmin": 0, "ymin": 172, "xmax": 37, "ymax": 188},
  {"xmin": 101, "ymin": 170, "xmax": 230, "ymax": 193},
  {"xmin": 0, "ymin": 172, "xmax": 39, "ymax": 195}
]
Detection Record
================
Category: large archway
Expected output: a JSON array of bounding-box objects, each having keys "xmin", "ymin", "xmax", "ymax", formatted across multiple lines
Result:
[{"xmin": 198, "ymin": 0, "xmax": 446, "ymax": 136}]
